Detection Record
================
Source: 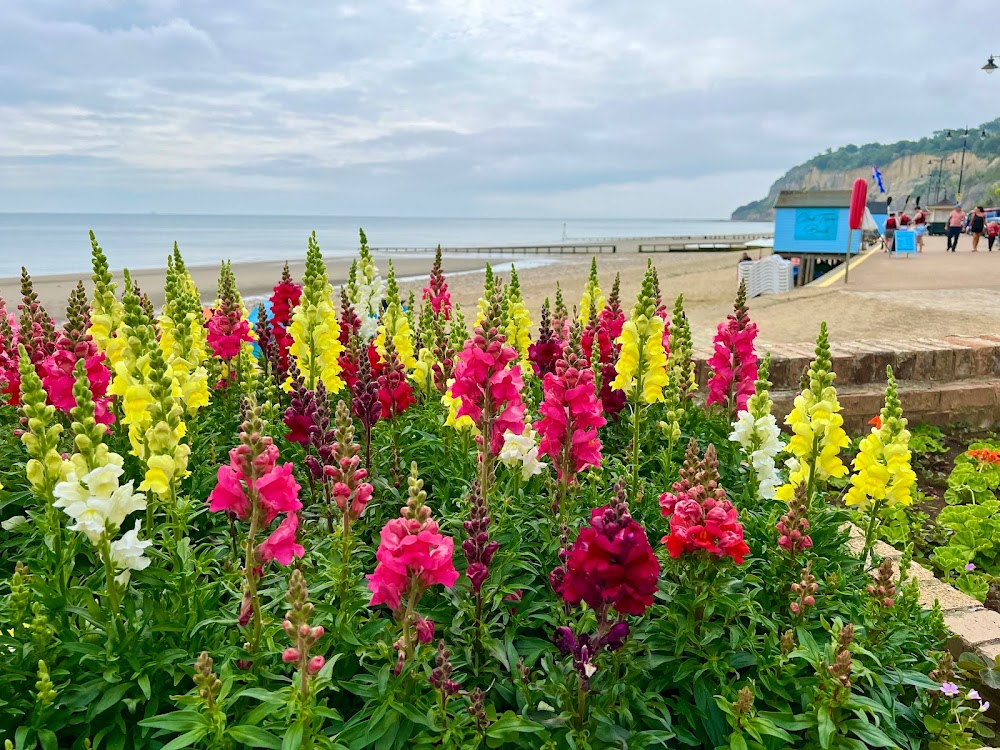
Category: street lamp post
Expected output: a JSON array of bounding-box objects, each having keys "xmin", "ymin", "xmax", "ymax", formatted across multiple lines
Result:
[
  {"xmin": 929, "ymin": 156, "xmax": 956, "ymax": 203},
  {"xmin": 945, "ymin": 127, "xmax": 987, "ymax": 200}
]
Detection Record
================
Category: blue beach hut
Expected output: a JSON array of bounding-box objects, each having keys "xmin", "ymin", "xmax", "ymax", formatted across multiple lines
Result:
[{"xmin": 772, "ymin": 190, "xmax": 886, "ymax": 286}]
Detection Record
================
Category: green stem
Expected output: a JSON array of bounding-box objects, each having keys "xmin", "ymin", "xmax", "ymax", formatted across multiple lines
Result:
[
  {"xmin": 804, "ymin": 434, "xmax": 821, "ymax": 504},
  {"xmin": 861, "ymin": 498, "xmax": 884, "ymax": 565},
  {"xmin": 631, "ymin": 401, "xmax": 644, "ymax": 495},
  {"xmin": 244, "ymin": 506, "xmax": 262, "ymax": 654},
  {"xmin": 401, "ymin": 583, "xmax": 420, "ymax": 663},
  {"xmin": 99, "ymin": 534, "xmax": 121, "ymax": 641},
  {"xmin": 339, "ymin": 512, "xmax": 352, "ymax": 599}
]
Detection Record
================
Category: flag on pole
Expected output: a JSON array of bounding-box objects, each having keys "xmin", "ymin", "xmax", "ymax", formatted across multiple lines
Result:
[{"xmin": 872, "ymin": 166, "xmax": 885, "ymax": 193}]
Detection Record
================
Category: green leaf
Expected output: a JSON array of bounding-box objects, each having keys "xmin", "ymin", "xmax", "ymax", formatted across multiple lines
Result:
[
  {"xmin": 37, "ymin": 729, "xmax": 57, "ymax": 750},
  {"xmin": 817, "ymin": 706, "xmax": 835, "ymax": 749},
  {"xmin": 228, "ymin": 725, "xmax": 284, "ymax": 748},
  {"xmin": 139, "ymin": 712, "xmax": 207, "ymax": 732},
  {"xmin": 90, "ymin": 683, "xmax": 131, "ymax": 718},
  {"xmin": 160, "ymin": 728, "xmax": 209, "ymax": 750},
  {"xmin": 844, "ymin": 719, "xmax": 898, "ymax": 747},
  {"xmin": 282, "ymin": 721, "xmax": 305, "ymax": 750}
]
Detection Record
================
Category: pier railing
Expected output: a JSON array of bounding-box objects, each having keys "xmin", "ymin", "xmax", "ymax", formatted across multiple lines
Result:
[
  {"xmin": 371, "ymin": 244, "xmax": 617, "ymax": 255},
  {"xmin": 639, "ymin": 234, "xmax": 769, "ymax": 253}
]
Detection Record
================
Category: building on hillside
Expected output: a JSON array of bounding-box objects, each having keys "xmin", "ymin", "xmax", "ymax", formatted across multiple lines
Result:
[{"xmin": 772, "ymin": 190, "xmax": 888, "ymax": 286}]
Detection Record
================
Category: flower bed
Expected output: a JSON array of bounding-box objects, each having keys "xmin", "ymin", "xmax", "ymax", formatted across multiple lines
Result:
[{"xmin": 0, "ymin": 236, "xmax": 995, "ymax": 749}]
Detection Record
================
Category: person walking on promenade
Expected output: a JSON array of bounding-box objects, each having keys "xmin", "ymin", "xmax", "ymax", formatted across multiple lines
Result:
[
  {"xmin": 987, "ymin": 218, "xmax": 999, "ymax": 252},
  {"xmin": 883, "ymin": 212, "xmax": 897, "ymax": 252},
  {"xmin": 969, "ymin": 206, "xmax": 986, "ymax": 252},
  {"xmin": 946, "ymin": 205, "xmax": 965, "ymax": 251},
  {"xmin": 913, "ymin": 205, "xmax": 928, "ymax": 252}
]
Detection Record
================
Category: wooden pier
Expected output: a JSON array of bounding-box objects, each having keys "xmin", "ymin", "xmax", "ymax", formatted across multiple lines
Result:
[{"xmin": 372, "ymin": 233, "xmax": 773, "ymax": 256}]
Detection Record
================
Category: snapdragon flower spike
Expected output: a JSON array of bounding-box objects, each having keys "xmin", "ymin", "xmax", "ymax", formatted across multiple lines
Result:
[
  {"xmin": 461, "ymin": 481, "xmax": 498, "ymax": 593},
  {"xmin": 351, "ymin": 344, "xmax": 381, "ymax": 469},
  {"xmin": 282, "ymin": 568, "xmax": 326, "ymax": 700},
  {"xmin": 729, "ymin": 354, "xmax": 782, "ymax": 500},
  {"xmin": 0, "ymin": 298, "xmax": 20, "ymax": 404},
  {"xmin": 775, "ymin": 323, "xmax": 851, "ymax": 501},
  {"xmin": 579, "ymin": 258, "xmax": 605, "ymax": 325},
  {"xmin": 283, "ymin": 362, "xmax": 318, "ymax": 445},
  {"xmin": 790, "ymin": 561, "xmax": 818, "ymax": 617},
  {"xmin": 367, "ymin": 462, "xmax": 459, "ymax": 613},
  {"xmin": 207, "ymin": 403, "xmax": 303, "ymax": 565},
  {"xmin": 528, "ymin": 298, "xmax": 563, "ymax": 378},
  {"xmin": 561, "ymin": 481, "xmax": 660, "ymax": 616},
  {"xmin": 327, "ymin": 400, "xmax": 373, "ymax": 522},
  {"xmin": 448, "ymin": 281, "xmax": 527, "ymax": 455},
  {"xmin": 844, "ymin": 365, "xmax": 916, "ymax": 512},
  {"xmin": 552, "ymin": 282, "xmax": 570, "ymax": 341},
  {"xmin": 18, "ymin": 268, "xmax": 57, "ymax": 370},
  {"xmin": 706, "ymin": 280, "xmax": 759, "ymax": 414},
  {"xmin": 775, "ymin": 485, "xmax": 812, "ymax": 559},
  {"xmin": 268, "ymin": 263, "xmax": 301, "ymax": 373},
  {"xmin": 667, "ymin": 293, "xmax": 697, "ymax": 399},
  {"xmin": 776, "ymin": 484, "xmax": 813, "ymax": 558},
  {"xmin": 660, "ymin": 440, "xmax": 750, "ymax": 564},
  {"xmin": 422, "ymin": 245, "xmax": 452, "ymax": 319},
  {"xmin": 287, "ymin": 233, "xmax": 345, "ymax": 392},
  {"xmin": 611, "ymin": 263, "xmax": 668, "ymax": 403},
  {"xmin": 377, "ymin": 334, "xmax": 415, "ymax": 420},
  {"xmin": 504, "ymin": 267, "xmax": 533, "ymax": 366},
  {"xmin": 867, "ymin": 558, "xmax": 897, "ymax": 609},
  {"xmin": 207, "ymin": 261, "xmax": 253, "ymax": 362},
  {"xmin": 41, "ymin": 284, "xmax": 114, "ymax": 426},
  {"xmin": 537, "ymin": 321, "xmax": 606, "ymax": 483},
  {"xmin": 429, "ymin": 640, "xmax": 461, "ymax": 702},
  {"xmin": 302, "ymin": 379, "xmax": 336, "ymax": 480},
  {"xmin": 592, "ymin": 275, "xmax": 627, "ymax": 419}
]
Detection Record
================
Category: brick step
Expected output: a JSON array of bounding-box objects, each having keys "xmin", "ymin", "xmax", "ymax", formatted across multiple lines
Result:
[{"xmin": 771, "ymin": 378, "xmax": 1000, "ymax": 432}]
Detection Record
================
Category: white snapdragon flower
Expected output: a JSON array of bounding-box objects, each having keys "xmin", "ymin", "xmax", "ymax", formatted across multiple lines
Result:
[
  {"xmin": 108, "ymin": 520, "xmax": 153, "ymax": 585},
  {"xmin": 499, "ymin": 426, "xmax": 547, "ymax": 481},
  {"xmin": 730, "ymin": 406, "xmax": 783, "ymax": 501},
  {"xmin": 53, "ymin": 461, "xmax": 147, "ymax": 544}
]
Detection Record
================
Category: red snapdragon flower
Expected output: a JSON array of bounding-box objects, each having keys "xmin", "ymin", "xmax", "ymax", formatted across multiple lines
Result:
[
  {"xmin": 258, "ymin": 512, "xmax": 305, "ymax": 565},
  {"xmin": 560, "ymin": 501, "xmax": 660, "ymax": 616},
  {"xmin": 659, "ymin": 440, "xmax": 750, "ymax": 564}
]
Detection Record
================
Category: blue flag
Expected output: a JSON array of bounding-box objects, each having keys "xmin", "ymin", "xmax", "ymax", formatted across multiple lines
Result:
[{"xmin": 872, "ymin": 166, "xmax": 885, "ymax": 193}]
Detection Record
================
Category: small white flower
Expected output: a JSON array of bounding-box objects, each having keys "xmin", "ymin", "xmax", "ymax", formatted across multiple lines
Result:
[
  {"xmin": 499, "ymin": 426, "xmax": 547, "ymax": 481},
  {"xmin": 1, "ymin": 515, "xmax": 27, "ymax": 531},
  {"xmin": 108, "ymin": 520, "xmax": 153, "ymax": 585},
  {"xmin": 52, "ymin": 462, "xmax": 146, "ymax": 545}
]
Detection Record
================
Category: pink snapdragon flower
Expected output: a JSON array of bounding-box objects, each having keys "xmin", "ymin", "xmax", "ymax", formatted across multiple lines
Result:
[
  {"xmin": 259, "ymin": 513, "xmax": 306, "ymax": 565},
  {"xmin": 537, "ymin": 331, "xmax": 606, "ymax": 482},
  {"xmin": 705, "ymin": 282, "xmax": 758, "ymax": 414},
  {"xmin": 206, "ymin": 432, "xmax": 303, "ymax": 566},
  {"xmin": 207, "ymin": 311, "xmax": 252, "ymax": 360},
  {"xmin": 422, "ymin": 247, "xmax": 452, "ymax": 319},
  {"xmin": 448, "ymin": 288, "xmax": 526, "ymax": 454}
]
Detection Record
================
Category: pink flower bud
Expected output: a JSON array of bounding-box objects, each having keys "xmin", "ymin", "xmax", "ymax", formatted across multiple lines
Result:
[
  {"xmin": 307, "ymin": 655, "xmax": 325, "ymax": 674},
  {"xmin": 282, "ymin": 648, "xmax": 300, "ymax": 663},
  {"xmin": 310, "ymin": 625, "xmax": 324, "ymax": 641},
  {"xmin": 803, "ymin": 596, "xmax": 815, "ymax": 607}
]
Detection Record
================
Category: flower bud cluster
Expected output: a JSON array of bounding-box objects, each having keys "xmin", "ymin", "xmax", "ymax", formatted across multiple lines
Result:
[
  {"xmin": 462, "ymin": 482, "xmax": 498, "ymax": 594},
  {"xmin": 867, "ymin": 558, "xmax": 897, "ymax": 609},
  {"xmin": 776, "ymin": 484, "xmax": 813, "ymax": 557},
  {"xmin": 790, "ymin": 562, "xmax": 819, "ymax": 617},
  {"xmin": 282, "ymin": 569, "xmax": 326, "ymax": 697}
]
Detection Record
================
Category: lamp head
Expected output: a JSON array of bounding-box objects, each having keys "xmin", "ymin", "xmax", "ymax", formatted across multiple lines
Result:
[{"xmin": 984, "ymin": 55, "xmax": 998, "ymax": 74}]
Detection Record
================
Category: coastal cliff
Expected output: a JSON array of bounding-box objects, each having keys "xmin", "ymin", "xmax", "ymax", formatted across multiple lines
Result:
[{"xmin": 733, "ymin": 118, "xmax": 1000, "ymax": 220}]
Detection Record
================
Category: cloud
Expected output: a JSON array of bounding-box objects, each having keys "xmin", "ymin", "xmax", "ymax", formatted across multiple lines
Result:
[{"xmin": 0, "ymin": 0, "xmax": 994, "ymax": 216}]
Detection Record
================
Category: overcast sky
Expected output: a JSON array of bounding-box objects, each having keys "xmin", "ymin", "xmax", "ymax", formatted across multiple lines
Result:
[{"xmin": 0, "ymin": 0, "xmax": 994, "ymax": 218}]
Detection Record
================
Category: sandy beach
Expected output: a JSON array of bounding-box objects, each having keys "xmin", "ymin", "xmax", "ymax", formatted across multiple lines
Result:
[{"xmin": 4, "ymin": 233, "xmax": 999, "ymax": 355}]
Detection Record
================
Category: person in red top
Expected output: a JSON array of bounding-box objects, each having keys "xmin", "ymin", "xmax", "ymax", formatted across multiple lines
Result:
[
  {"xmin": 987, "ymin": 219, "xmax": 999, "ymax": 252},
  {"xmin": 899, "ymin": 212, "xmax": 910, "ymax": 227},
  {"xmin": 883, "ymin": 213, "xmax": 897, "ymax": 252},
  {"xmin": 912, "ymin": 206, "xmax": 927, "ymax": 252}
]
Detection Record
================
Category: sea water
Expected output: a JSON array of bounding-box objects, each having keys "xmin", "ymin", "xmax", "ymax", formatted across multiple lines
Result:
[{"xmin": 0, "ymin": 214, "xmax": 772, "ymax": 278}]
